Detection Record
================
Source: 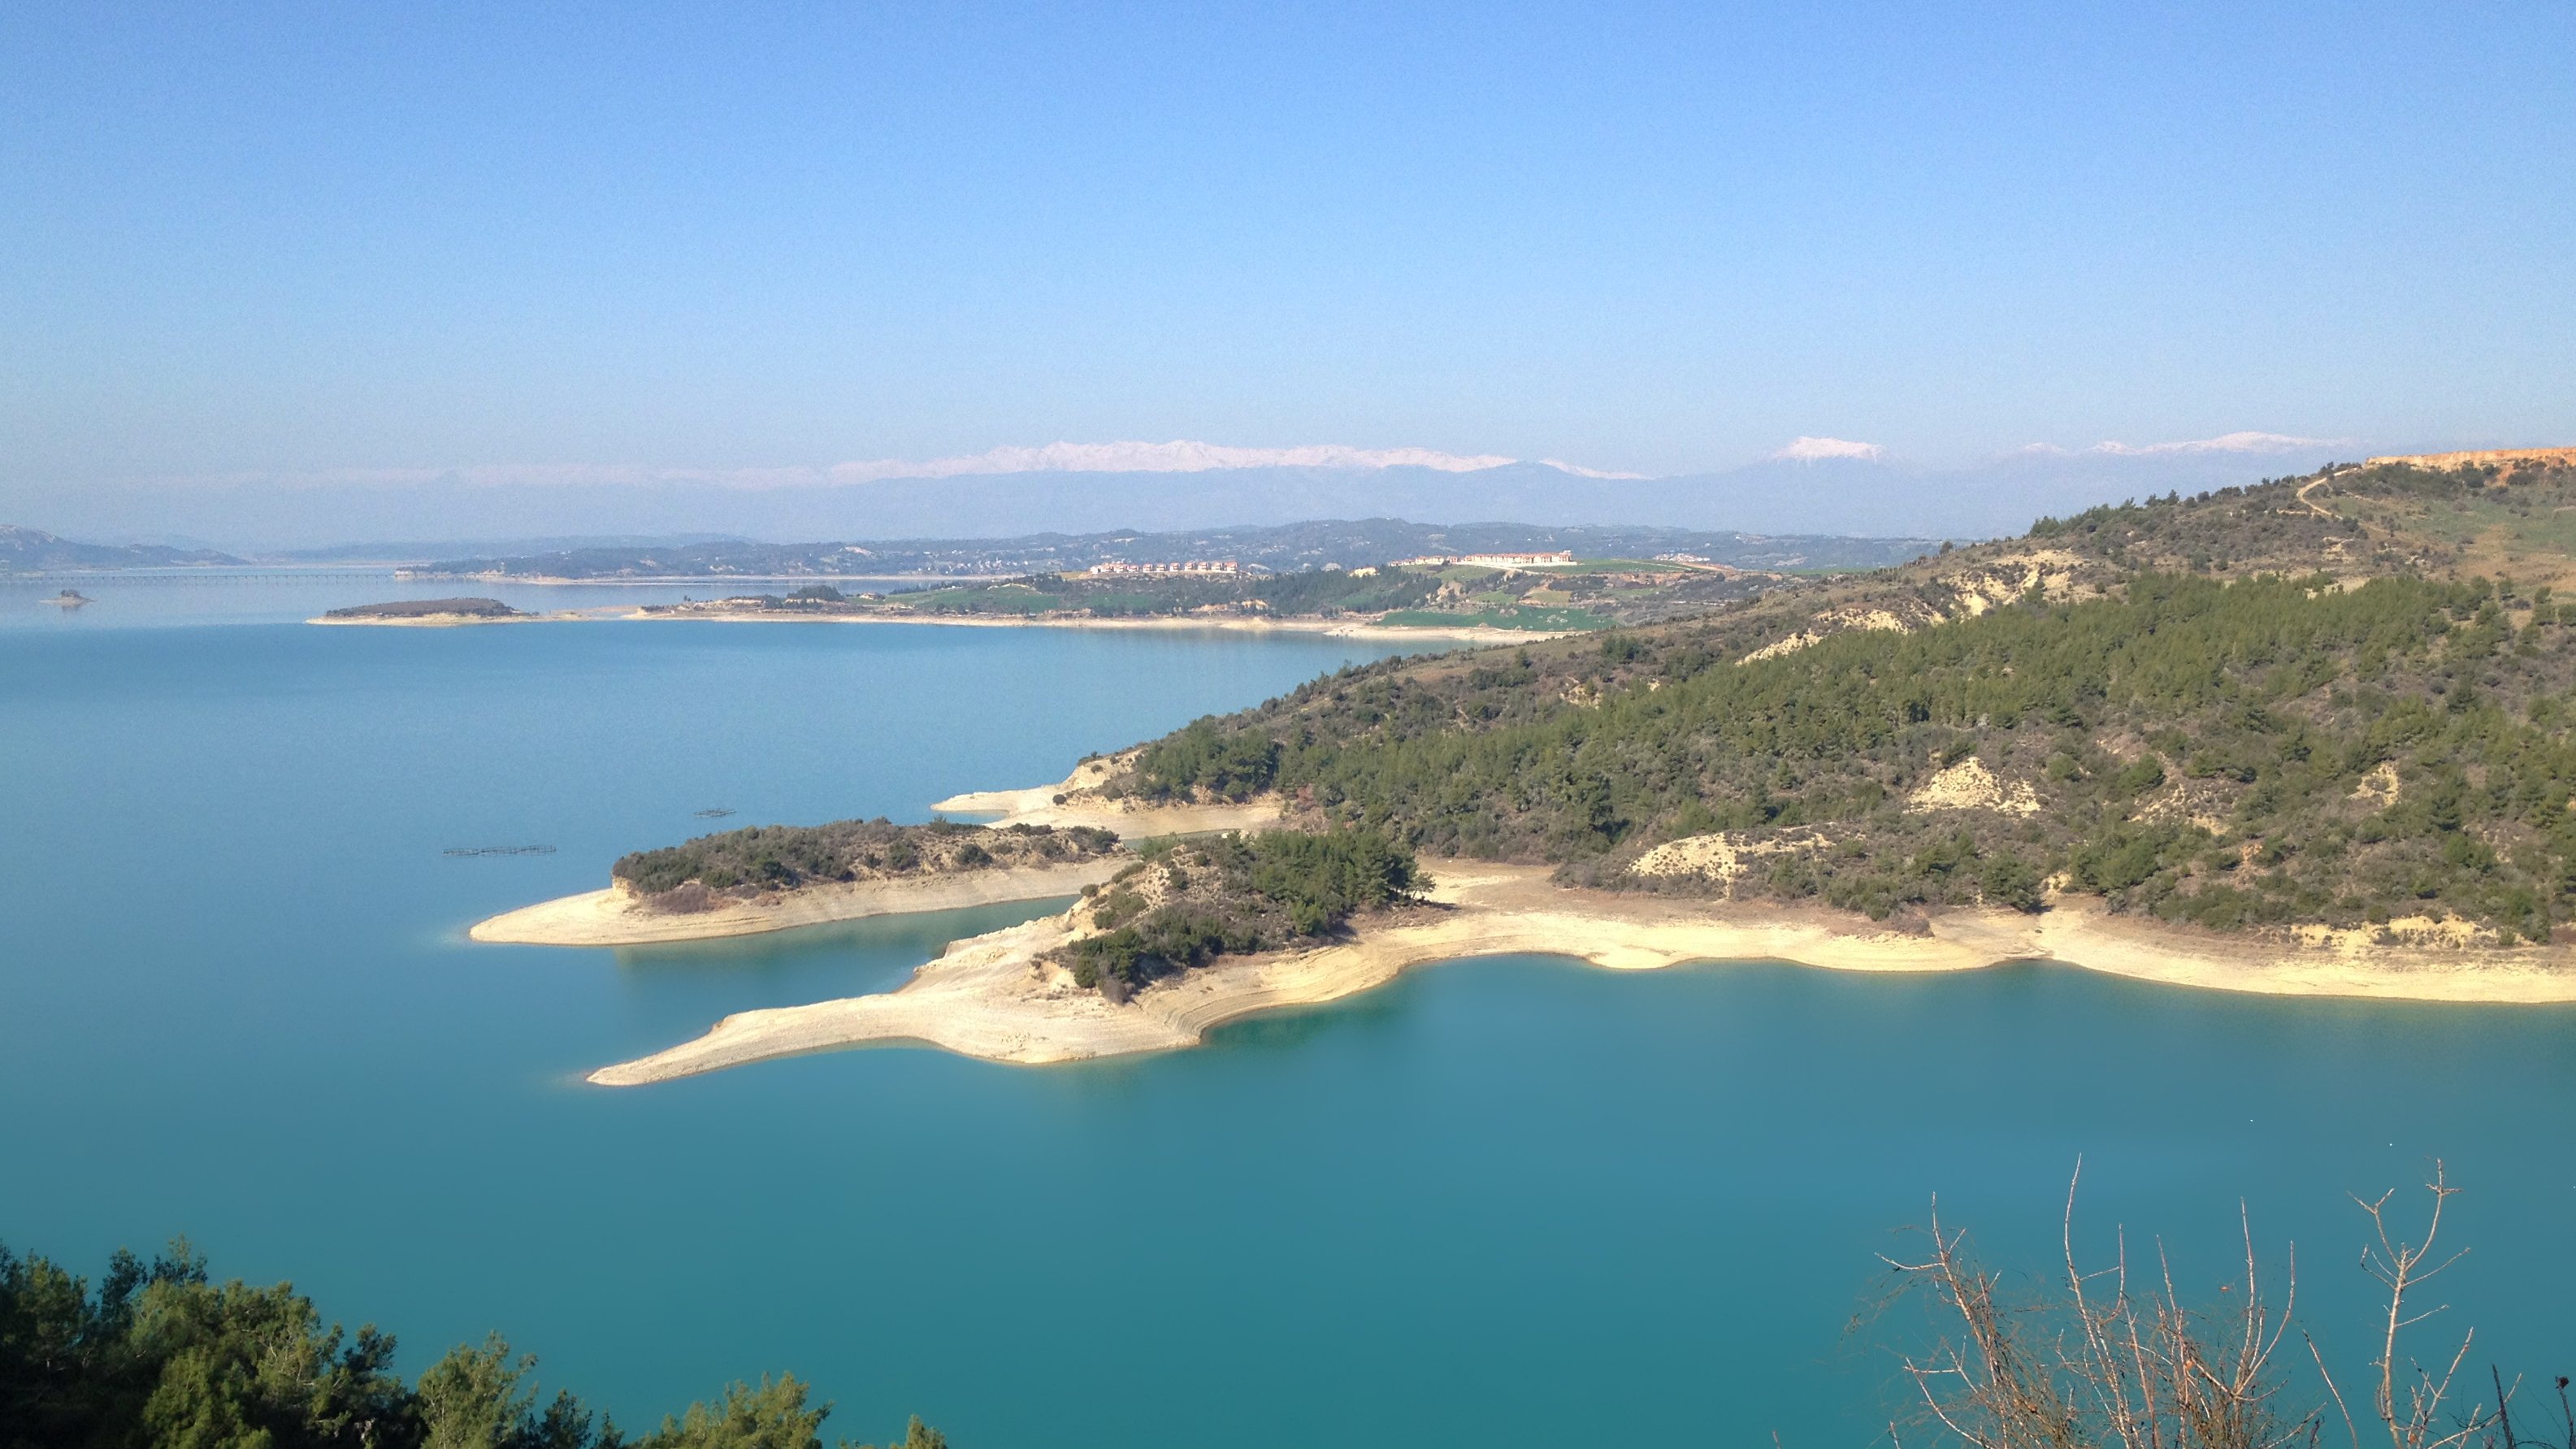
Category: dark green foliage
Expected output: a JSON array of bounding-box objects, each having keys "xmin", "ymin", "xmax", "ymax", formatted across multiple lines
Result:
[
  {"xmin": 1056, "ymin": 829, "xmax": 1419, "ymax": 994},
  {"xmin": 1134, "ymin": 719, "xmax": 1281, "ymax": 800},
  {"xmin": 631, "ymin": 1375, "xmax": 826, "ymax": 1449},
  {"xmin": 324, "ymin": 598, "xmax": 524, "ymax": 619},
  {"xmin": 1242, "ymin": 827, "xmax": 1421, "ymax": 933},
  {"xmin": 1062, "ymin": 909, "xmax": 1264, "ymax": 994},
  {"xmin": 0, "ymin": 1241, "xmax": 942, "ymax": 1449},
  {"xmin": 1598, "ymin": 632, "xmax": 1648, "ymax": 663},
  {"xmin": 414, "ymin": 1333, "xmax": 605, "ymax": 1449},
  {"xmin": 874, "ymin": 1419, "xmax": 946, "ymax": 1449},
  {"xmin": 613, "ymin": 820, "xmax": 1117, "ymax": 898}
]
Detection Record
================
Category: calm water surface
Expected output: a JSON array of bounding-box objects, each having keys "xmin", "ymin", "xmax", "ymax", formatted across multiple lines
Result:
[{"xmin": 2, "ymin": 600, "xmax": 2570, "ymax": 1446}]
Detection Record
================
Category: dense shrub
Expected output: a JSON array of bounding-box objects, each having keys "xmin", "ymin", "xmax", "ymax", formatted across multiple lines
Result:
[
  {"xmin": 614, "ymin": 819, "xmax": 1116, "ymax": 897},
  {"xmin": 1100, "ymin": 475, "xmax": 2576, "ymax": 938},
  {"xmin": 1134, "ymin": 719, "xmax": 1282, "ymax": 800},
  {"xmin": 1055, "ymin": 828, "xmax": 1419, "ymax": 995},
  {"xmin": 0, "ymin": 1239, "xmax": 939, "ymax": 1449}
]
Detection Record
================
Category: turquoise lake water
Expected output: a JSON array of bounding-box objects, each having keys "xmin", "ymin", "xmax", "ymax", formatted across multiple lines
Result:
[{"xmin": 2, "ymin": 588, "xmax": 2570, "ymax": 1444}]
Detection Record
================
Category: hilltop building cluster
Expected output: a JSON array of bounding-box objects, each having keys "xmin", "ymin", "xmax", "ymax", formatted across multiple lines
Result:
[{"xmin": 1390, "ymin": 550, "xmax": 1578, "ymax": 569}]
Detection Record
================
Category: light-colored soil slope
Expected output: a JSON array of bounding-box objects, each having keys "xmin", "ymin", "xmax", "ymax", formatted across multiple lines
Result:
[{"xmin": 932, "ymin": 757, "xmax": 1282, "ymax": 836}]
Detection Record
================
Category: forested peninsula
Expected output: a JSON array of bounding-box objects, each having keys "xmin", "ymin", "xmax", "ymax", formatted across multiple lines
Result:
[
  {"xmin": 1111, "ymin": 453, "xmax": 2576, "ymax": 947},
  {"xmin": 549, "ymin": 453, "xmax": 2576, "ymax": 1082}
]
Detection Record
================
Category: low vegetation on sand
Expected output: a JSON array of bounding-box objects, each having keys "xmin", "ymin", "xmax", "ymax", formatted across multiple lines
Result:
[
  {"xmin": 1115, "ymin": 459, "xmax": 2576, "ymax": 944},
  {"xmin": 612, "ymin": 819, "xmax": 1119, "ymax": 913},
  {"xmin": 323, "ymin": 597, "xmax": 526, "ymax": 619},
  {"xmin": 0, "ymin": 1238, "xmax": 943, "ymax": 1449},
  {"xmin": 1047, "ymin": 827, "xmax": 1420, "ymax": 998}
]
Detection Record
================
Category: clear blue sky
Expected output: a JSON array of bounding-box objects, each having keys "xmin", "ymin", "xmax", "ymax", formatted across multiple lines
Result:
[{"xmin": 4, "ymin": 2, "xmax": 2570, "ymax": 486}]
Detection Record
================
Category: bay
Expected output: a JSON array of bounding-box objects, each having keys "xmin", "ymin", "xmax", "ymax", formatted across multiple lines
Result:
[{"xmin": 2, "ymin": 603, "xmax": 2569, "ymax": 1446}]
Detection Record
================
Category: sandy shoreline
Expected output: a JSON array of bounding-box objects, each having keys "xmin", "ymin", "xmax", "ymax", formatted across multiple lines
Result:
[
  {"xmin": 584, "ymin": 860, "xmax": 2576, "ymax": 1086},
  {"xmin": 469, "ymin": 860, "xmax": 1125, "ymax": 946},
  {"xmin": 931, "ymin": 758, "xmax": 1281, "ymax": 835},
  {"xmin": 471, "ymin": 757, "xmax": 1271, "ymax": 950}
]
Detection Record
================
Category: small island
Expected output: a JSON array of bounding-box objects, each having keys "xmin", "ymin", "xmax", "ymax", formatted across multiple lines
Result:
[
  {"xmin": 314, "ymin": 597, "xmax": 532, "ymax": 626},
  {"xmin": 471, "ymin": 817, "xmax": 1127, "ymax": 945}
]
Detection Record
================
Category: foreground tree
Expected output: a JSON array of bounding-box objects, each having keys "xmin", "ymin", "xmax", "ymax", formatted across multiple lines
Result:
[
  {"xmin": 0, "ymin": 1242, "xmax": 945, "ymax": 1449},
  {"xmin": 1877, "ymin": 1163, "xmax": 2570, "ymax": 1449}
]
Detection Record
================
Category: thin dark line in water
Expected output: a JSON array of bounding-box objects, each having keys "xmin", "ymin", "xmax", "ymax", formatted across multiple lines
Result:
[
  {"xmin": 442, "ymin": 845, "xmax": 557, "ymax": 857},
  {"xmin": 692, "ymin": 808, "xmax": 736, "ymax": 818}
]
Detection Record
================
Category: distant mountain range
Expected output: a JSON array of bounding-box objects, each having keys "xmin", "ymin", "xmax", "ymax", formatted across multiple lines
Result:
[
  {"xmin": 270, "ymin": 534, "xmax": 753, "ymax": 563},
  {"xmin": 412, "ymin": 519, "xmax": 1946, "ymax": 582},
  {"xmin": 0, "ymin": 524, "xmax": 241, "ymax": 573},
  {"xmin": 1, "ymin": 438, "xmax": 2353, "ymax": 552}
]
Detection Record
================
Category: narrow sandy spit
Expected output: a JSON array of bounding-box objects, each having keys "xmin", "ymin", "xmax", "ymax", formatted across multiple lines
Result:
[
  {"xmin": 585, "ymin": 861, "xmax": 2576, "ymax": 1087},
  {"xmin": 470, "ymin": 753, "xmax": 1273, "ymax": 949},
  {"xmin": 469, "ymin": 861, "xmax": 1125, "ymax": 946}
]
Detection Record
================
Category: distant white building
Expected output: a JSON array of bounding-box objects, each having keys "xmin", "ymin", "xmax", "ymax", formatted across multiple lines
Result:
[{"xmin": 1086, "ymin": 559, "xmax": 1241, "ymax": 577}]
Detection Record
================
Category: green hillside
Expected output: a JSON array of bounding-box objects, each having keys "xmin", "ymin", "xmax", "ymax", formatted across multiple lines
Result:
[{"xmin": 1108, "ymin": 458, "xmax": 2576, "ymax": 943}]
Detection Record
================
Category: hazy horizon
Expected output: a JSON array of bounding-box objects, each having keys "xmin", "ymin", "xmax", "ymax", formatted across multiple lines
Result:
[
  {"xmin": 7, "ymin": 3, "xmax": 2571, "ymax": 543},
  {"xmin": 5, "ymin": 432, "xmax": 2358, "ymax": 553}
]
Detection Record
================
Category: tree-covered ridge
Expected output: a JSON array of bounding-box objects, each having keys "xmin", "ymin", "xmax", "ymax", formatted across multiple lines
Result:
[
  {"xmin": 1112, "ymin": 460, "xmax": 2576, "ymax": 941},
  {"xmin": 1048, "ymin": 829, "xmax": 1420, "ymax": 998},
  {"xmin": 2019, "ymin": 456, "xmax": 2576, "ymax": 581},
  {"xmin": 0, "ymin": 1239, "xmax": 942, "ymax": 1449},
  {"xmin": 613, "ymin": 819, "xmax": 1118, "ymax": 906}
]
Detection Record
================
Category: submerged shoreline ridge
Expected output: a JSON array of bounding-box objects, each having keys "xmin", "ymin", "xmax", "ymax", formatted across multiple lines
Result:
[{"xmin": 583, "ymin": 857, "xmax": 2576, "ymax": 1087}]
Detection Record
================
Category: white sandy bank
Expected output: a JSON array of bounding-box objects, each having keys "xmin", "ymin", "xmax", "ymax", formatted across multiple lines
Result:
[{"xmin": 584, "ymin": 861, "xmax": 2576, "ymax": 1086}]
